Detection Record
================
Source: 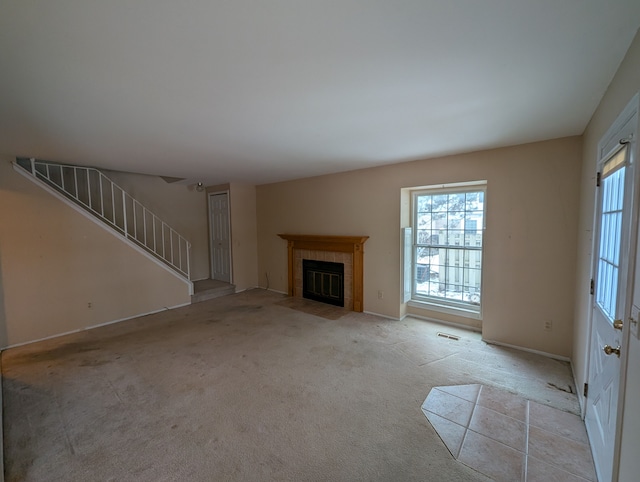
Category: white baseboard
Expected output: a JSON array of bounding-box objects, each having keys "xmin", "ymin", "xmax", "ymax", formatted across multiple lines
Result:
[
  {"xmin": 402, "ymin": 312, "xmax": 482, "ymax": 333},
  {"xmin": 265, "ymin": 288, "xmax": 287, "ymax": 295},
  {"xmin": 482, "ymin": 338, "xmax": 571, "ymax": 362},
  {"xmin": 363, "ymin": 310, "xmax": 400, "ymax": 321},
  {"xmin": 2, "ymin": 301, "xmax": 191, "ymax": 351}
]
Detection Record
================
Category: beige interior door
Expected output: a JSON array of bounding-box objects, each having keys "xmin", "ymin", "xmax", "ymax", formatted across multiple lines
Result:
[{"xmin": 209, "ymin": 192, "xmax": 231, "ymax": 283}]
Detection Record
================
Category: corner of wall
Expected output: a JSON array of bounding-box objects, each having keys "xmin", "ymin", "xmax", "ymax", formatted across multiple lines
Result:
[{"xmin": 229, "ymin": 183, "xmax": 259, "ymax": 291}]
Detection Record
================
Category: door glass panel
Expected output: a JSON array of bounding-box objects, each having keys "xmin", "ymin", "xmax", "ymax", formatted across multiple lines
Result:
[{"xmin": 596, "ymin": 147, "xmax": 627, "ymax": 321}]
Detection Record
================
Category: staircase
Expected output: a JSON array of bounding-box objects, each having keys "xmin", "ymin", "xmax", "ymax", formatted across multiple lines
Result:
[
  {"xmin": 191, "ymin": 279, "xmax": 236, "ymax": 303},
  {"xmin": 15, "ymin": 158, "xmax": 192, "ymax": 282}
]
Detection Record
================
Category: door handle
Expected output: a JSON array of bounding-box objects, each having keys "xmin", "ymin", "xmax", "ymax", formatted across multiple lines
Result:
[
  {"xmin": 603, "ymin": 345, "xmax": 621, "ymax": 357},
  {"xmin": 613, "ymin": 319, "xmax": 623, "ymax": 330}
]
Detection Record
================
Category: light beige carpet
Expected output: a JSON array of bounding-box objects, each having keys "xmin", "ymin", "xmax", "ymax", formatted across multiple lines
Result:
[{"xmin": 2, "ymin": 289, "xmax": 579, "ymax": 481}]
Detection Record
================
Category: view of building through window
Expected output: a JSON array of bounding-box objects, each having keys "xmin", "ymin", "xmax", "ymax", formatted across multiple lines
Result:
[{"xmin": 413, "ymin": 189, "xmax": 485, "ymax": 311}]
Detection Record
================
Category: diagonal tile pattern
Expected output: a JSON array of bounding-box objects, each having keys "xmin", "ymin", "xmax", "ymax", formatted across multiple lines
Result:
[{"xmin": 422, "ymin": 384, "xmax": 596, "ymax": 482}]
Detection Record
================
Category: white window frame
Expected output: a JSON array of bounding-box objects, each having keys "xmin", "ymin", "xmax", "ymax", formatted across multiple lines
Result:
[
  {"xmin": 595, "ymin": 146, "xmax": 627, "ymax": 322},
  {"xmin": 409, "ymin": 181, "xmax": 487, "ymax": 319}
]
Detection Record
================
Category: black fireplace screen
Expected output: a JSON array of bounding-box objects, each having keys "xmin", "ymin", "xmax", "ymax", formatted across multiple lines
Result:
[{"xmin": 302, "ymin": 259, "xmax": 344, "ymax": 307}]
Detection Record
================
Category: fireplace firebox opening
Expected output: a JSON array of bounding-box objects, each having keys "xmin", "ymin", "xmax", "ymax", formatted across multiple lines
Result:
[{"xmin": 303, "ymin": 259, "xmax": 345, "ymax": 307}]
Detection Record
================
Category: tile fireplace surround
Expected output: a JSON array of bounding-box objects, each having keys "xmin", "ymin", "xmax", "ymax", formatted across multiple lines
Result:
[{"xmin": 278, "ymin": 234, "xmax": 369, "ymax": 312}]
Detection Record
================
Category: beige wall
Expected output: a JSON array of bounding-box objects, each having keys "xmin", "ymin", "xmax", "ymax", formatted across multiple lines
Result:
[
  {"xmin": 257, "ymin": 136, "xmax": 582, "ymax": 357},
  {"xmin": 229, "ymin": 183, "xmax": 259, "ymax": 291},
  {"xmin": 573, "ymin": 28, "xmax": 640, "ymax": 481},
  {"xmin": 104, "ymin": 169, "xmax": 210, "ymax": 281},
  {"xmin": 0, "ymin": 157, "xmax": 191, "ymax": 348}
]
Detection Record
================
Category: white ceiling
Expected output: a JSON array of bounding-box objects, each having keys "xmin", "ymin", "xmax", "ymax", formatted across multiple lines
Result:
[{"xmin": 1, "ymin": 1, "xmax": 639, "ymax": 186}]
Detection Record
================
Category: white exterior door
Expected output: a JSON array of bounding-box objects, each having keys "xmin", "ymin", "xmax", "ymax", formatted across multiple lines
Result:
[
  {"xmin": 209, "ymin": 192, "xmax": 231, "ymax": 283},
  {"xmin": 585, "ymin": 103, "xmax": 637, "ymax": 482}
]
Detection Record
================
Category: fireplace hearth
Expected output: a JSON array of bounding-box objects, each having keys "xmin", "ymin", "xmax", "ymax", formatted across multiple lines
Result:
[{"xmin": 303, "ymin": 259, "xmax": 344, "ymax": 307}]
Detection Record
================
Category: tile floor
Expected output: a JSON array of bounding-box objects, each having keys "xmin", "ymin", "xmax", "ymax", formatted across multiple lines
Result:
[{"xmin": 422, "ymin": 384, "xmax": 596, "ymax": 482}]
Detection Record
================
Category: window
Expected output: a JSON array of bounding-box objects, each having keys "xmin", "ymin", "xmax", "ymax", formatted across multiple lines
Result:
[
  {"xmin": 596, "ymin": 146, "xmax": 627, "ymax": 321},
  {"xmin": 412, "ymin": 184, "xmax": 486, "ymax": 316}
]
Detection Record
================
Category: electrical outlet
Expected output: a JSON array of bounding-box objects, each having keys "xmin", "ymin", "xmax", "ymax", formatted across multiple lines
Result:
[
  {"xmin": 543, "ymin": 320, "xmax": 553, "ymax": 332},
  {"xmin": 378, "ymin": 290, "xmax": 384, "ymax": 299},
  {"xmin": 88, "ymin": 302, "xmax": 93, "ymax": 309}
]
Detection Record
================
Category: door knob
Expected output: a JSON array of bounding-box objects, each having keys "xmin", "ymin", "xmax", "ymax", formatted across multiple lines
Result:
[
  {"xmin": 613, "ymin": 319, "xmax": 623, "ymax": 330},
  {"xmin": 603, "ymin": 345, "xmax": 621, "ymax": 357}
]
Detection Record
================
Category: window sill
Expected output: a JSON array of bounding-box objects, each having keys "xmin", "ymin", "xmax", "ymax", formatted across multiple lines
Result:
[{"xmin": 407, "ymin": 299, "xmax": 482, "ymax": 320}]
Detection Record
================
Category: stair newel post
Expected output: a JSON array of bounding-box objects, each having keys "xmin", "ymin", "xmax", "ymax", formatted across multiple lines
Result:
[{"xmin": 30, "ymin": 158, "xmax": 36, "ymax": 176}]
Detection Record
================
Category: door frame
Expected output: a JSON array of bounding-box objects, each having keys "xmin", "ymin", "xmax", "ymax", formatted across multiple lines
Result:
[
  {"xmin": 585, "ymin": 93, "xmax": 639, "ymax": 481},
  {"xmin": 207, "ymin": 190, "xmax": 233, "ymax": 283}
]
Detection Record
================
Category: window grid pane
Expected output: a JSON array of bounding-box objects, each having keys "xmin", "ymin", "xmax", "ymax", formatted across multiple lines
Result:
[
  {"xmin": 596, "ymin": 165, "xmax": 625, "ymax": 320},
  {"xmin": 414, "ymin": 190, "xmax": 484, "ymax": 308}
]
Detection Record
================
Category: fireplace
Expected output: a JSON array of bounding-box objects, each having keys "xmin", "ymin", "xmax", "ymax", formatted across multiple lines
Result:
[
  {"xmin": 278, "ymin": 234, "xmax": 369, "ymax": 312},
  {"xmin": 303, "ymin": 259, "xmax": 344, "ymax": 307}
]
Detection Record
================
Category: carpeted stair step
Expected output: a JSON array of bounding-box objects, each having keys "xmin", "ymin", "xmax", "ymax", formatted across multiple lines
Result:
[{"xmin": 191, "ymin": 280, "xmax": 236, "ymax": 304}]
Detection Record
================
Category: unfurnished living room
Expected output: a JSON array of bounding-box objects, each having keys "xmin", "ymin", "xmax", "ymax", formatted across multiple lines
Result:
[{"xmin": 1, "ymin": 2, "xmax": 640, "ymax": 481}]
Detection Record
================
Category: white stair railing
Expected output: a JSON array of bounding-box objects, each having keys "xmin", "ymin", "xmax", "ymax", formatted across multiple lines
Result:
[{"xmin": 19, "ymin": 158, "xmax": 191, "ymax": 279}]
